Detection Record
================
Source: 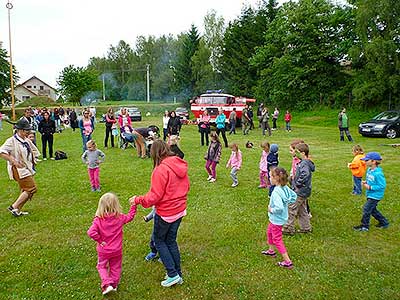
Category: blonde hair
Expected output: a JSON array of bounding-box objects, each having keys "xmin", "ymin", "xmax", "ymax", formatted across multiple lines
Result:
[
  {"xmin": 86, "ymin": 140, "xmax": 97, "ymax": 149},
  {"xmin": 169, "ymin": 135, "xmax": 180, "ymax": 146},
  {"xmin": 230, "ymin": 143, "xmax": 239, "ymax": 158},
  {"xmin": 95, "ymin": 192, "xmax": 122, "ymax": 218},
  {"xmin": 261, "ymin": 141, "xmax": 270, "ymax": 151},
  {"xmin": 352, "ymin": 144, "xmax": 364, "ymax": 154}
]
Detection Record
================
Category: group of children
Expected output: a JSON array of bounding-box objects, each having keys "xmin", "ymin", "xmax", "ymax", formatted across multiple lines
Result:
[{"xmin": 84, "ymin": 129, "xmax": 390, "ymax": 295}]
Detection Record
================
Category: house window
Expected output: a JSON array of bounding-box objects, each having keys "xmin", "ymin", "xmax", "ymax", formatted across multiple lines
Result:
[
  {"xmin": 22, "ymin": 96, "xmax": 31, "ymax": 100},
  {"xmin": 27, "ymin": 85, "xmax": 32, "ymax": 88},
  {"xmin": 33, "ymin": 86, "xmax": 36, "ymax": 89},
  {"xmin": 40, "ymin": 86, "xmax": 44, "ymax": 90}
]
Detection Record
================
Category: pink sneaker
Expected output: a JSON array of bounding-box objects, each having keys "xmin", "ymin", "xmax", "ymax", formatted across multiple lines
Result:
[
  {"xmin": 261, "ymin": 249, "xmax": 277, "ymax": 258},
  {"xmin": 277, "ymin": 260, "xmax": 293, "ymax": 269}
]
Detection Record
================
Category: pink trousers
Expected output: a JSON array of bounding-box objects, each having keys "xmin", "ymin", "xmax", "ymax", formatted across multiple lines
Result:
[
  {"xmin": 88, "ymin": 167, "xmax": 100, "ymax": 189},
  {"xmin": 266, "ymin": 222, "xmax": 287, "ymax": 254},
  {"xmin": 259, "ymin": 170, "xmax": 270, "ymax": 187},
  {"xmin": 97, "ymin": 253, "xmax": 122, "ymax": 289}
]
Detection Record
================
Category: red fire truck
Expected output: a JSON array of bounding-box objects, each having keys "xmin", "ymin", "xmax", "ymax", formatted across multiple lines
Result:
[{"xmin": 190, "ymin": 91, "xmax": 256, "ymax": 124}]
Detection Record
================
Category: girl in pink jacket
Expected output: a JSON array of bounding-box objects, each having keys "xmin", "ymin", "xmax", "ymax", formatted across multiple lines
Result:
[
  {"xmin": 226, "ymin": 143, "xmax": 242, "ymax": 187},
  {"xmin": 87, "ymin": 192, "xmax": 137, "ymax": 295}
]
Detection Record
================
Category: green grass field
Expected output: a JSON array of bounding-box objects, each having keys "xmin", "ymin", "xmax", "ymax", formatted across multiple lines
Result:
[{"xmin": 0, "ymin": 109, "xmax": 399, "ymax": 300}]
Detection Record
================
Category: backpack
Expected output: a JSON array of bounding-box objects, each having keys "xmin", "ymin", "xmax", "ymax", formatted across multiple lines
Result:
[{"xmin": 55, "ymin": 150, "xmax": 68, "ymax": 160}]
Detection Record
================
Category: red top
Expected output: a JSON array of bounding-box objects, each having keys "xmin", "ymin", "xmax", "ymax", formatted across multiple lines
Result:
[
  {"xmin": 87, "ymin": 205, "xmax": 137, "ymax": 256},
  {"xmin": 284, "ymin": 113, "xmax": 292, "ymax": 122},
  {"xmin": 134, "ymin": 156, "xmax": 190, "ymax": 217}
]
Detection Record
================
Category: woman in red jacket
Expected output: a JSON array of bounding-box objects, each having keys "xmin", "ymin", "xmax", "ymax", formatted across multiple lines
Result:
[{"xmin": 130, "ymin": 140, "xmax": 190, "ymax": 287}]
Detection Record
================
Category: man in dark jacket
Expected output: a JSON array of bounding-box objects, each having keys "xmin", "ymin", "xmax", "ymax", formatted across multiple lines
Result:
[{"xmin": 38, "ymin": 111, "xmax": 56, "ymax": 160}]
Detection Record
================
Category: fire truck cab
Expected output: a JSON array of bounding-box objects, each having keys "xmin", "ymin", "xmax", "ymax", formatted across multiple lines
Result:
[{"xmin": 190, "ymin": 91, "xmax": 255, "ymax": 125}]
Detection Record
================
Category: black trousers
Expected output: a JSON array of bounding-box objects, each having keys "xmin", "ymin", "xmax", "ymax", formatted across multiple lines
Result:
[
  {"xmin": 104, "ymin": 126, "xmax": 115, "ymax": 147},
  {"xmin": 200, "ymin": 129, "xmax": 209, "ymax": 146},
  {"xmin": 41, "ymin": 134, "xmax": 54, "ymax": 158},
  {"xmin": 216, "ymin": 127, "xmax": 228, "ymax": 147}
]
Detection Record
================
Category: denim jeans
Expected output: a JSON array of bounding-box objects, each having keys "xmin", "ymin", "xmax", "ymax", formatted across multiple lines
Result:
[
  {"xmin": 229, "ymin": 120, "xmax": 236, "ymax": 134},
  {"xmin": 154, "ymin": 214, "xmax": 182, "ymax": 278},
  {"xmin": 286, "ymin": 121, "xmax": 291, "ymax": 131},
  {"xmin": 361, "ymin": 198, "xmax": 389, "ymax": 228},
  {"xmin": 81, "ymin": 133, "xmax": 92, "ymax": 152},
  {"xmin": 353, "ymin": 176, "xmax": 362, "ymax": 195},
  {"xmin": 230, "ymin": 167, "xmax": 238, "ymax": 185}
]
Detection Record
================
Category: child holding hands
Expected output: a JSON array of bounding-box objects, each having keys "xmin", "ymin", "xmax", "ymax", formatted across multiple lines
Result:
[
  {"xmin": 226, "ymin": 143, "xmax": 242, "ymax": 187},
  {"xmin": 82, "ymin": 140, "xmax": 105, "ymax": 191},
  {"xmin": 262, "ymin": 167, "xmax": 297, "ymax": 269},
  {"xmin": 87, "ymin": 193, "xmax": 137, "ymax": 295}
]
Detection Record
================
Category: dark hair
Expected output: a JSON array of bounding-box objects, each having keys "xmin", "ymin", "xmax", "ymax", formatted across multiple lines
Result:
[
  {"xmin": 150, "ymin": 140, "xmax": 175, "ymax": 168},
  {"xmin": 271, "ymin": 167, "xmax": 289, "ymax": 186},
  {"xmin": 210, "ymin": 132, "xmax": 220, "ymax": 143}
]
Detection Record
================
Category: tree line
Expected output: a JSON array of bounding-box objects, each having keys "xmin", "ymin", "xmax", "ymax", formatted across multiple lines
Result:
[{"xmin": 2, "ymin": 0, "xmax": 400, "ymax": 110}]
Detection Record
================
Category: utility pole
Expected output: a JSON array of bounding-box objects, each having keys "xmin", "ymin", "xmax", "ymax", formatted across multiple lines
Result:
[
  {"xmin": 102, "ymin": 74, "xmax": 105, "ymax": 101},
  {"xmin": 146, "ymin": 64, "xmax": 150, "ymax": 103},
  {"xmin": 170, "ymin": 65, "xmax": 176, "ymax": 104},
  {"xmin": 6, "ymin": 0, "xmax": 15, "ymax": 120}
]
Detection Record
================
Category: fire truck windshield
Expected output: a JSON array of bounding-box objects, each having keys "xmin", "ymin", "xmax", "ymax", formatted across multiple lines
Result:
[{"xmin": 198, "ymin": 94, "xmax": 234, "ymax": 105}]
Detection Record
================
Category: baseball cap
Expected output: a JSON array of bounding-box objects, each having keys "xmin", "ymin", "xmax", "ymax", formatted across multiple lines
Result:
[{"xmin": 361, "ymin": 152, "xmax": 382, "ymax": 161}]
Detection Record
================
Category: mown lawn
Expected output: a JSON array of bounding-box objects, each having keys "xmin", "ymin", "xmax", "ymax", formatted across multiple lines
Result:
[{"xmin": 0, "ymin": 109, "xmax": 399, "ymax": 300}]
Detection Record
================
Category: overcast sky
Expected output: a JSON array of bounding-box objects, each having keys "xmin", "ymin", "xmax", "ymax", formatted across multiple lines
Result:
[{"xmin": 0, "ymin": 0, "xmax": 271, "ymax": 87}]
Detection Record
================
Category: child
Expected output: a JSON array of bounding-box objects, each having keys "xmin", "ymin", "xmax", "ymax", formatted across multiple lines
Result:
[
  {"xmin": 82, "ymin": 140, "xmax": 105, "ymax": 191},
  {"xmin": 289, "ymin": 139, "xmax": 304, "ymax": 188},
  {"xmin": 283, "ymin": 143, "xmax": 315, "ymax": 235},
  {"xmin": 353, "ymin": 152, "xmax": 389, "ymax": 231},
  {"xmin": 267, "ymin": 144, "xmax": 279, "ymax": 195},
  {"xmin": 205, "ymin": 132, "xmax": 222, "ymax": 183},
  {"xmin": 284, "ymin": 111, "xmax": 292, "ymax": 132},
  {"xmin": 226, "ymin": 143, "xmax": 242, "ymax": 187},
  {"xmin": 169, "ymin": 135, "xmax": 184, "ymax": 159},
  {"xmin": 258, "ymin": 141, "xmax": 270, "ymax": 188},
  {"xmin": 143, "ymin": 207, "xmax": 158, "ymax": 261},
  {"xmin": 87, "ymin": 193, "xmax": 137, "ymax": 295},
  {"xmin": 262, "ymin": 167, "xmax": 297, "ymax": 269},
  {"xmin": 348, "ymin": 145, "xmax": 366, "ymax": 195}
]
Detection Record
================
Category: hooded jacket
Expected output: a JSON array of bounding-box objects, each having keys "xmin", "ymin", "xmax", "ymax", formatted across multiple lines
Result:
[
  {"xmin": 268, "ymin": 185, "xmax": 297, "ymax": 225},
  {"xmin": 365, "ymin": 166, "xmax": 386, "ymax": 200},
  {"xmin": 294, "ymin": 158, "xmax": 315, "ymax": 198},
  {"xmin": 134, "ymin": 156, "xmax": 189, "ymax": 217}
]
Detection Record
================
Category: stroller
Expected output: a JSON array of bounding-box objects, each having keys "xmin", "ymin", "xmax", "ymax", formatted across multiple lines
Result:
[{"xmin": 119, "ymin": 126, "xmax": 136, "ymax": 149}]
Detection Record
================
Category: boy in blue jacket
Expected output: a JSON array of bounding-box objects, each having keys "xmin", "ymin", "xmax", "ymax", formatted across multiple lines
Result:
[{"xmin": 353, "ymin": 152, "xmax": 389, "ymax": 231}]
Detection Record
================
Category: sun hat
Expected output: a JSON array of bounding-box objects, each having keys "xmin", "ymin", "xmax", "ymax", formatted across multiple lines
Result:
[
  {"xmin": 361, "ymin": 152, "xmax": 382, "ymax": 161},
  {"xmin": 15, "ymin": 118, "xmax": 32, "ymax": 131}
]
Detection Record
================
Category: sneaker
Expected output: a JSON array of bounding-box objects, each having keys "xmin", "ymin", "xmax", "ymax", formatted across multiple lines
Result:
[
  {"xmin": 261, "ymin": 249, "xmax": 277, "ymax": 258},
  {"xmin": 19, "ymin": 211, "xmax": 29, "ymax": 216},
  {"xmin": 145, "ymin": 252, "xmax": 157, "ymax": 261},
  {"xmin": 209, "ymin": 178, "xmax": 216, "ymax": 183},
  {"xmin": 231, "ymin": 183, "xmax": 238, "ymax": 187},
  {"xmin": 161, "ymin": 275, "xmax": 182, "ymax": 287},
  {"xmin": 8, "ymin": 206, "xmax": 22, "ymax": 217},
  {"xmin": 91, "ymin": 187, "xmax": 96, "ymax": 192},
  {"xmin": 296, "ymin": 229, "xmax": 312, "ymax": 234},
  {"xmin": 112, "ymin": 285, "xmax": 118, "ymax": 292},
  {"xmin": 258, "ymin": 185, "xmax": 266, "ymax": 189},
  {"xmin": 375, "ymin": 223, "xmax": 389, "ymax": 229},
  {"xmin": 353, "ymin": 225, "xmax": 369, "ymax": 232},
  {"xmin": 102, "ymin": 285, "xmax": 114, "ymax": 295},
  {"xmin": 7, "ymin": 205, "xmax": 14, "ymax": 213},
  {"xmin": 43, "ymin": 158, "xmax": 47, "ymax": 161},
  {"xmin": 207, "ymin": 175, "xmax": 212, "ymax": 181},
  {"xmin": 282, "ymin": 230, "xmax": 295, "ymax": 236},
  {"xmin": 96, "ymin": 188, "xmax": 101, "ymax": 192},
  {"xmin": 50, "ymin": 157, "xmax": 55, "ymax": 160},
  {"xmin": 277, "ymin": 260, "xmax": 293, "ymax": 269}
]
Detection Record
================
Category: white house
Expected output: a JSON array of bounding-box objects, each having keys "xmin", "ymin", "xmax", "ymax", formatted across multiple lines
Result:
[{"xmin": 14, "ymin": 76, "xmax": 57, "ymax": 104}]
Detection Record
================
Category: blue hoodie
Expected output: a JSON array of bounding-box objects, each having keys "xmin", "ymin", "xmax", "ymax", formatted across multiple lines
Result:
[
  {"xmin": 268, "ymin": 185, "xmax": 297, "ymax": 225},
  {"xmin": 365, "ymin": 166, "xmax": 386, "ymax": 200}
]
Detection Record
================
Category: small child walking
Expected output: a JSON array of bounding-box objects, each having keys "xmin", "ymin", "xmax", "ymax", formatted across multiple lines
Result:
[
  {"xmin": 284, "ymin": 110, "xmax": 292, "ymax": 132},
  {"xmin": 347, "ymin": 145, "xmax": 366, "ymax": 195},
  {"xmin": 353, "ymin": 152, "xmax": 389, "ymax": 231},
  {"xmin": 259, "ymin": 141, "xmax": 270, "ymax": 188},
  {"xmin": 262, "ymin": 167, "xmax": 297, "ymax": 269},
  {"xmin": 205, "ymin": 132, "xmax": 222, "ymax": 183},
  {"xmin": 226, "ymin": 143, "xmax": 242, "ymax": 187},
  {"xmin": 87, "ymin": 192, "xmax": 137, "ymax": 295},
  {"xmin": 82, "ymin": 140, "xmax": 105, "ymax": 191}
]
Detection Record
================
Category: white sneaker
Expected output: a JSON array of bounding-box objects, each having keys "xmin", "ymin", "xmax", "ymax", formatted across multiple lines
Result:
[
  {"xmin": 207, "ymin": 175, "xmax": 212, "ymax": 181},
  {"xmin": 209, "ymin": 178, "xmax": 216, "ymax": 183},
  {"xmin": 43, "ymin": 158, "xmax": 47, "ymax": 161},
  {"xmin": 231, "ymin": 183, "xmax": 238, "ymax": 187},
  {"xmin": 102, "ymin": 285, "xmax": 114, "ymax": 295}
]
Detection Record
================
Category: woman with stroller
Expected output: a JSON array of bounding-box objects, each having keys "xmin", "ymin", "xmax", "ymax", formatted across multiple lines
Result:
[{"xmin": 104, "ymin": 107, "xmax": 116, "ymax": 148}]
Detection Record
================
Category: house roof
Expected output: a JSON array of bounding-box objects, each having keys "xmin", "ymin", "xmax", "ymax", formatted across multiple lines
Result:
[{"xmin": 19, "ymin": 76, "xmax": 56, "ymax": 91}]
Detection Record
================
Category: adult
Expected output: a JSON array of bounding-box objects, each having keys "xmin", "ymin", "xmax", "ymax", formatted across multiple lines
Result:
[
  {"xmin": 272, "ymin": 107, "xmax": 279, "ymax": 130},
  {"xmin": 130, "ymin": 140, "xmax": 189, "ymax": 287},
  {"xmin": 261, "ymin": 107, "xmax": 272, "ymax": 136},
  {"xmin": 248, "ymin": 106, "xmax": 255, "ymax": 130},
  {"xmin": 0, "ymin": 119, "xmax": 40, "ymax": 217},
  {"xmin": 20, "ymin": 108, "xmax": 37, "ymax": 144},
  {"xmin": 162, "ymin": 110, "xmax": 170, "ymax": 141},
  {"xmin": 118, "ymin": 108, "xmax": 132, "ymax": 128},
  {"xmin": 53, "ymin": 108, "xmax": 61, "ymax": 133},
  {"xmin": 167, "ymin": 111, "xmax": 181, "ymax": 136},
  {"xmin": 228, "ymin": 108, "xmax": 237, "ymax": 135},
  {"xmin": 38, "ymin": 111, "xmax": 56, "ymax": 160},
  {"xmin": 79, "ymin": 110, "xmax": 95, "ymax": 152},
  {"xmin": 338, "ymin": 107, "xmax": 353, "ymax": 142},
  {"xmin": 242, "ymin": 105, "xmax": 250, "ymax": 135},
  {"xmin": 257, "ymin": 103, "xmax": 264, "ymax": 128},
  {"xmin": 104, "ymin": 107, "xmax": 116, "ymax": 148},
  {"xmin": 198, "ymin": 110, "xmax": 211, "ymax": 146},
  {"xmin": 215, "ymin": 108, "xmax": 228, "ymax": 148},
  {"xmin": 69, "ymin": 109, "xmax": 78, "ymax": 131}
]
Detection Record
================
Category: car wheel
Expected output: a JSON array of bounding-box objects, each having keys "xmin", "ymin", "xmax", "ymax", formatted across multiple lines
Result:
[{"xmin": 386, "ymin": 128, "xmax": 397, "ymax": 139}]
